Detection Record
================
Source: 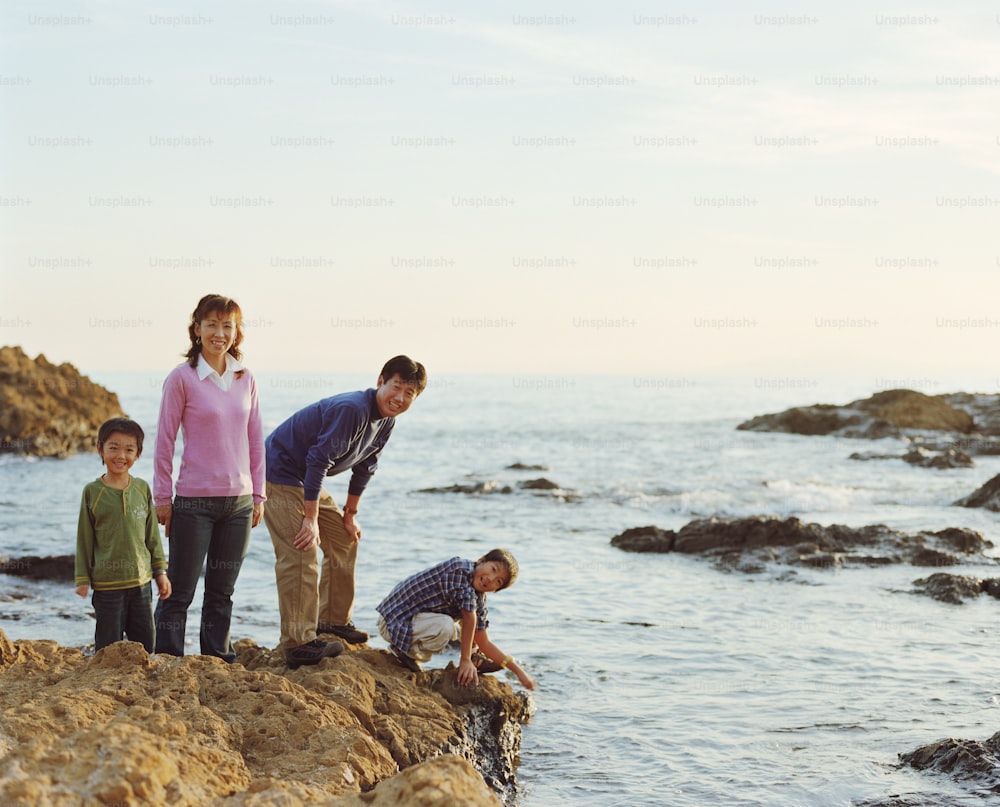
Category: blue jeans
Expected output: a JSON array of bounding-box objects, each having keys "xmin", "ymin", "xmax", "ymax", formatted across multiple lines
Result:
[
  {"xmin": 93, "ymin": 585, "xmax": 154, "ymax": 653},
  {"xmin": 154, "ymin": 495, "xmax": 252, "ymax": 662}
]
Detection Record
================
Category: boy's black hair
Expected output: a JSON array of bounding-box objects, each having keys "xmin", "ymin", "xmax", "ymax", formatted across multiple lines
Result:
[
  {"xmin": 379, "ymin": 355, "xmax": 427, "ymax": 394},
  {"xmin": 96, "ymin": 417, "xmax": 145, "ymax": 460},
  {"xmin": 479, "ymin": 548, "xmax": 519, "ymax": 589}
]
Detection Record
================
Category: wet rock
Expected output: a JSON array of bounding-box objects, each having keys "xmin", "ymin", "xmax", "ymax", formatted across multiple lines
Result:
[
  {"xmin": 0, "ymin": 554, "xmax": 75, "ymax": 581},
  {"xmin": 737, "ymin": 389, "xmax": 978, "ymax": 440},
  {"xmin": 418, "ymin": 481, "xmax": 514, "ymax": 495},
  {"xmin": 432, "ymin": 665, "xmax": 534, "ymax": 798},
  {"xmin": 419, "ymin": 477, "xmax": 579, "ymax": 502},
  {"xmin": 851, "ymin": 447, "xmax": 975, "ymax": 468},
  {"xmin": 506, "ymin": 463, "xmax": 548, "ymax": 471},
  {"xmin": 912, "ymin": 572, "xmax": 988, "ymax": 604},
  {"xmin": 944, "ymin": 393, "xmax": 1000, "ymax": 437},
  {"xmin": 610, "ymin": 526, "xmax": 676, "ymax": 553},
  {"xmin": 0, "ymin": 346, "xmax": 125, "ymax": 458},
  {"xmin": 611, "ymin": 517, "xmax": 995, "ymax": 574},
  {"xmin": 0, "ymin": 632, "xmax": 531, "ymax": 806},
  {"xmin": 900, "ymin": 731, "xmax": 1000, "ymax": 790},
  {"xmin": 517, "ymin": 478, "xmax": 560, "ymax": 490},
  {"xmin": 954, "ymin": 473, "xmax": 1000, "ymax": 512},
  {"xmin": 855, "ymin": 796, "xmax": 956, "ymax": 807},
  {"xmin": 902, "ymin": 447, "xmax": 975, "ymax": 468}
]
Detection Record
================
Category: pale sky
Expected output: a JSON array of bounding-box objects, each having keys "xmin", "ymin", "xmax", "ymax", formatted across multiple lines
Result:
[{"xmin": 2, "ymin": 2, "xmax": 998, "ymax": 380}]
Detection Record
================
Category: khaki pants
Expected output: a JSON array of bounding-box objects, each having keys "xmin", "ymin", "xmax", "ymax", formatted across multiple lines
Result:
[
  {"xmin": 264, "ymin": 481, "xmax": 357, "ymax": 649},
  {"xmin": 377, "ymin": 613, "xmax": 458, "ymax": 662}
]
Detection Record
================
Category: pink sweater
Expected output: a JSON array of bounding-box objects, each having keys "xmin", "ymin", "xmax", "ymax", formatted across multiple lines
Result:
[{"xmin": 153, "ymin": 363, "xmax": 266, "ymax": 506}]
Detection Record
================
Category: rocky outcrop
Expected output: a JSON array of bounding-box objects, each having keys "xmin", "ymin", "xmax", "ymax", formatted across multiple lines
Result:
[
  {"xmin": 849, "ymin": 446, "xmax": 975, "ymax": 469},
  {"xmin": 857, "ymin": 730, "xmax": 1000, "ymax": 806},
  {"xmin": 418, "ymin": 481, "xmax": 514, "ymax": 495},
  {"xmin": 954, "ymin": 473, "xmax": 1000, "ymax": 512},
  {"xmin": 736, "ymin": 389, "xmax": 999, "ymax": 448},
  {"xmin": 517, "ymin": 478, "xmax": 560, "ymax": 491},
  {"xmin": 901, "ymin": 731, "xmax": 1000, "ymax": 791},
  {"xmin": 0, "ymin": 631, "xmax": 532, "ymax": 806},
  {"xmin": 0, "ymin": 554, "xmax": 75, "ymax": 581},
  {"xmin": 911, "ymin": 572, "xmax": 1000, "ymax": 604},
  {"xmin": 611, "ymin": 517, "xmax": 995, "ymax": 573},
  {"xmin": 0, "ymin": 346, "xmax": 124, "ymax": 458},
  {"xmin": 419, "ymin": 476, "xmax": 579, "ymax": 501}
]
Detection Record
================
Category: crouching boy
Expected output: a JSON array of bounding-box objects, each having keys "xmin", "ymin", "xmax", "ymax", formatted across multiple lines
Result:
[{"xmin": 376, "ymin": 548, "xmax": 536, "ymax": 690}]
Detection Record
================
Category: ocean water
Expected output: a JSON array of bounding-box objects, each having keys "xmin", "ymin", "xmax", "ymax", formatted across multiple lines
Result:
[{"xmin": 3, "ymin": 371, "xmax": 1000, "ymax": 807}]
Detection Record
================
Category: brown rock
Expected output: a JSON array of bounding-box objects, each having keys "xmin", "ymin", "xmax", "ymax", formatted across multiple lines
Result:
[
  {"xmin": 0, "ymin": 554, "xmax": 75, "ymax": 581},
  {"xmin": 517, "ymin": 478, "xmax": 560, "ymax": 490},
  {"xmin": 911, "ymin": 572, "xmax": 987, "ymax": 604},
  {"xmin": 858, "ymin": 389, "xmax": 973, "ymax": 432},
  {"xmin": 0, "ymin": 633, "xmax": 532, "ymax": 806},
  {"xmin": 0, "ymin": 346, "xmax": 124, "ymax": 458},
  {"xmin": 954, "ymin": 473, "xmax": 1000, "ymax": 512},
  {"xmin": 610, "ymin": 525, "xmax": 676, "ymax": 553},
  {"xmin": 336, "ymin": 755, "xmax": 502, "ymax": 807},
  {"xmin": 611, "ymin": 517, "xmax": 995, "ymax": 574},
  {"xmin": 737, "ymin": 388, "xmax": 978, "ymax": 440}
]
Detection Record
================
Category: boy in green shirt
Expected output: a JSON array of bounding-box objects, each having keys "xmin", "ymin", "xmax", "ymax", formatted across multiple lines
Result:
[{"xmin": 75, "ymin": 417, "xmax": 172, "ymax": 652}]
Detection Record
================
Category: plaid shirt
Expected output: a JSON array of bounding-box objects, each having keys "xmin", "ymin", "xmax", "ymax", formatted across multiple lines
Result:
[{"xmin": 376, "ymin": 557, "xmax": 489, "ymax": 653}]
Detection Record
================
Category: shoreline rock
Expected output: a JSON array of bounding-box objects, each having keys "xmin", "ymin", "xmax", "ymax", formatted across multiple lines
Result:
[
  {"xmin": 0, "ymin": 554, "xmax": 75, "ymax": 581},
  {"xmin": 855, "ymin": 731, "xmax": 1000, "ymax": 806},
  {"xmin": 0, "ymin": 346, "xmax": 124, "ymax": 458},
  {"xmin": 0, "ymin": 631, "xmax": 532, "ymax": 806},
  {"xmin": 954, "ymin": 473, "xmax": 1000, "ymax": 512},
  {"xmin": 849, "ymin": 446, "xmax": 975, "ymax": 469},
  {"xmin": 736, "ymin": 389, "xmax": 1000, "ymax": 455},
  {"xmin": 911, "ymin": 572, "xmax": 1000, "ymax": 605},
  {"xmin": 419, "ymin": 475, "xmax": 579, "ymax": 501},
  {"xmin": 611, "ymin": 516, "xmax": 996, "ymax": 574}
]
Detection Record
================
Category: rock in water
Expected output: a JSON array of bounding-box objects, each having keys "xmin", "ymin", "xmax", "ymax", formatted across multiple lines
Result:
[
  {"xmin": 610, "ymin": 516, "xmax": 995, "ymax": 572},
  {"xmin": 0, "ymin": 555, "xmax": 75, "ymax": 581},
  {"xmin": 736, "ymin": 388, "xmax": 977, "ymax": 439},
  {"xmin": 0, "ymin": 346, "xmax": 124, "ymax": 458},
  {"xmin": 954, "ymin": 473, "xmax": 1000, "ymax": 512}
]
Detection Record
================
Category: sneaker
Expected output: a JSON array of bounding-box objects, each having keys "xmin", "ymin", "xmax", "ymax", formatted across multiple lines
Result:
[
  {"xmin": 472, "ymin": 651, "xmax": 503, "ymax": 674},
  {"xmin": 317, "ymin": 621, "xmax": 369, "ymax": 644},
  {"xmin": 390, "ymin": 645, "xmax": 423, "ymax": 673},
  {"xmin": 284, "ymin": 639, "xmax": 345, "ymax": 670}
]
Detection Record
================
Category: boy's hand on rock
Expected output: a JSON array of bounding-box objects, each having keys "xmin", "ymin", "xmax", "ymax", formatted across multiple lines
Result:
[{"xmin": 456, "ymin": 658, "xmax": 479, "ymax": 687}]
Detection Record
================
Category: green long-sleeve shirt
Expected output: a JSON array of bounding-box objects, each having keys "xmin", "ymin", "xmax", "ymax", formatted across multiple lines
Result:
[{"xmin": 75, "ymin": 475, "xmax": 167, "ymax": 590}]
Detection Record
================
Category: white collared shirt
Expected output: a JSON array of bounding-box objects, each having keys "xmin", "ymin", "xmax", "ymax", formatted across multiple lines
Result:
[{"xmin": 196, "ymin": 352, "xmax": 243, "ymax": 392}]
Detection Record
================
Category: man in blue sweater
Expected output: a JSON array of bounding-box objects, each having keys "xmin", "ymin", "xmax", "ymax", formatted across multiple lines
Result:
[{"xmin": 264, "ymin": 355, "xmax": 427, "ymax": 669}]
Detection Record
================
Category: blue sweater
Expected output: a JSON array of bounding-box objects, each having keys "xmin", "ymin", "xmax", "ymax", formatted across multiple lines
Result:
[{"xmin": 265, "ymin": 388, "xmax": 395, "ymax": 501}]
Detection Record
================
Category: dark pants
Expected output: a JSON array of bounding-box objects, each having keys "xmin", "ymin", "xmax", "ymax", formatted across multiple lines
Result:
[
  {"xmin": 93, "ymin": 584, "xmax": 154, "ymax": 653},
  {"xmin": 154, "ymin": 495, "xmax": 252, "ymax": 662}
]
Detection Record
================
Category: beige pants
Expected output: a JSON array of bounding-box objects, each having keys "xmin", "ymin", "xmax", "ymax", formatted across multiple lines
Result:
[
  {"xmin": 264, "ymin": 481, "xmax": 357, "ymax": 649},
  {"xmin": 378, "ymin": 613, "xmax": 458, "ymax": 662}
]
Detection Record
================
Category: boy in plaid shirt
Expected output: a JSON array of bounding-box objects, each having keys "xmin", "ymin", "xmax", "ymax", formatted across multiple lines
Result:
[{"xmin": 376, "ymin": 548, "xmax": 536, "ymax": 690}]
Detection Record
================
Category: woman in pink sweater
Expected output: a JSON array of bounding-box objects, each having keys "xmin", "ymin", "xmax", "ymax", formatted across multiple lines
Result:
[{"xmin": 153, "ymin": 294, "xmax": 266, "ymax": 662}]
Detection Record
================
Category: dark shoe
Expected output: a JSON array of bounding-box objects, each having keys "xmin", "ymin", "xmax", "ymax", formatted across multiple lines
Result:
[
  {"xmin": 317, "ymin": 621, "xmax": 369, "ymax": 644},
  {"xmin": 285, "ymin": 639, "xmax": 344, "ymax": 670},
  {"xmin": 472, "ymin": 651, "xmax": 503, "ymax": 674},
  {"xmin": 391, "ymin": 645, "xmax": 422, "ymax": 673}
]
